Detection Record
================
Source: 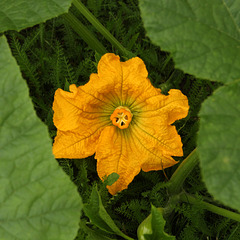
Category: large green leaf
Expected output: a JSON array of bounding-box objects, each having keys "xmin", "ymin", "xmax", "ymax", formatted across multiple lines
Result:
[
  {"xmin": 198, "ymin": 80, "xmax": 240, "ymax": 211},
  {"xmin": 0, "ymin": 0, "xmax": 72, "ymax": 32},
  {"xmin": 0, "ymin": 36, "xmax": 82, "ymax": 239},
  {"xmin": 139, "ymin": 0, "xmax": 240, "ymax": 83}
]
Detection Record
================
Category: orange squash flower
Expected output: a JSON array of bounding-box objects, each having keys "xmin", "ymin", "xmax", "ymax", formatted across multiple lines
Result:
[{"xmin": 52, "ymin": 53, "xmax": 189, "ymax": 195}]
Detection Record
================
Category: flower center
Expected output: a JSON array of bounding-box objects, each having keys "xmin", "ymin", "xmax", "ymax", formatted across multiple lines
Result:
[{"xmin": 110, "ymin": 106, "xmax": 132, "ymax": 129}]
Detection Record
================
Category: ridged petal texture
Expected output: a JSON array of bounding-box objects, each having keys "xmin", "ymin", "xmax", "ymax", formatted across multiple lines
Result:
[{"xmin": 53, "ymin": 53, "xmax": 189, "ymax": 194}]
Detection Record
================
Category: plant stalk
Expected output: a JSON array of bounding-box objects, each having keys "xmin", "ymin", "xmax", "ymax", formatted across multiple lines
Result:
[
  {"xmin": 72, "ymin": 0, "xmax": 134, "ymax": 58},
  {"xmin": 168, "ymin": 149, "xmax": 199, "ymax": 195},
  {"xmin": 180, "ymin": 193, "xmax": 240, "ymax": 222},
  {"xmin": 63, "ymin": 12, "xmax": 107, "ymax": 55}
]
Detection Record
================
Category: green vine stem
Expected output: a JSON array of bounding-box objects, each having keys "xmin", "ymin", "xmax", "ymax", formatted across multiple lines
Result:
[
  {"xmin": 165, "ymin": 149, "xmax": 240, "ymax": 222},
  {"xmin": 168, "ymin": 149, "xmax": 199, "ymax": 195},
  {"xmin": 180, "ymin": 193, "xmax": 240, "ymax": 222},
  {"xmin": 72, "ymin": 0, "xmax": 134, "ymax": 58},
  {"xmin": 63, "ymin": 12, "xmax": 107, "ymax": 54}
]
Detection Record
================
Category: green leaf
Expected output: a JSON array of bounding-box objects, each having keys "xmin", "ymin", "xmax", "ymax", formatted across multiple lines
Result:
[
  {"xmin": 85, "ymin": 231, "xmax": 116, "ymax": 240},
  {"xmin": 80, "ymin": 221, "xmax": 117, "ymax": 240},
  {"xmin": 137, "ymin": 206, "xmax": 175, "ymax": 240},
  {"xmin": 148, "ymin": 206, "xmax": 175, "ymax": 240},
  {"xmin": 0, "ymin": 36, "xmax": 82, "ymax": 240},
  {"xmin": 83, "ymin": 187, "xmax": 132, "ymax": 240},
  {"xmin": 139, "ymin": 0, "xmax": 240, "ymax": 83},
  {"xmin": 103, "ymin": 172, "xmax": 119, "ymax": 186},
  {"xmin": 198, "ymin": 80, "xmax": 240, "ymax": 211},
  {"xmin": 0, "ymin": 0, "xmax": 72, "ymax": 32}
]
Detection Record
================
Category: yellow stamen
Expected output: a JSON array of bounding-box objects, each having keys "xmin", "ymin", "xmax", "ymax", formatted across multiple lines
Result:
[{"xmin": 110, "ymin": 106, "xmax": 132, "ymax": 129}]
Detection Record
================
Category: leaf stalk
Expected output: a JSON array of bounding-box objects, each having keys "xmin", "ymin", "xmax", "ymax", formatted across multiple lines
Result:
[
  {"xmin": 180, "ymin": 193, "xmax": 240, "ymax": 222},
  {"xmin": 63, "ymin": 12, "xmax": 107, "ymax": 54},
  {"xmin": 72, "ymin": 0, "xmax": 134, "ymax": 58},
  {"xmin": 168, "ymin": 149, "xmax": 199, "ymax": 195}
]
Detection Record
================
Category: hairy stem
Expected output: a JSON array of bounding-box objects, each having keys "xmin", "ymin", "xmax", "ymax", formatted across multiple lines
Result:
[
  {"xmin": 72, "ymin": 0, "xmax": 134, "ymax": 58},
  {"xmin": 168, "ymin": 149, "xmax": 199, "ymax": 195},
  {"xmin": 180, "ymin": 193, "xmax": 240, "ymax": 222}
]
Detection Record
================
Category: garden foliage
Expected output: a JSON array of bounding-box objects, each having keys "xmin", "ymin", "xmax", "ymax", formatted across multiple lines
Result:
[{"xmin": 0, "ymin": 0, "xmax": 240, "ymax": 239}]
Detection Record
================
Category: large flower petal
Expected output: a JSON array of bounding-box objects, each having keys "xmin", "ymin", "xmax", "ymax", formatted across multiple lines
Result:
[
  {"xmin": 117, "ymin": 60, "xmax": 187, "ymax": 159},
  {"xmin": 53, "ymin": 84, "xmax": 80, "ymax": 131},
  {"xmin": 53, "ymin": 119, "xmax": 110, "ymax": 158},
  {"xmin": 133, "ymin": 119, "xmax": 183, "ymax": 156},
  {"xmin": 52, "ymin": 81, "xmax": 114, "ymax": 158},
  {"xmin": 133, "ymin": 89, "xmax": 189, "ymax": 124},
  {"xmin": 131, "ymin": 123, "xmax": 180, "ymax": 172},
  {"xmin": 120, "ymin": 57, "xmax": 161, "ymax": 106},
  {"xmin": 95, "ymin": 126, "xmax": 142, "ymax": 195},
  {"xmin": 53, "ymin": 83, "xmax": 113, "ymax": 132},
  {"xmin": 129, "ymin": 89, "xmax": 189, "ymax": 171},
  {"xmin": 96, "ymin": 54, "xmax": 161, "ymax": 106},
  {"xmin": 141, "ymin": 155, "xmax": 177, "ymax": 172},
  {"xmin": 95, "ymin": 53, "xmax": 123, "ymax": 104}
]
